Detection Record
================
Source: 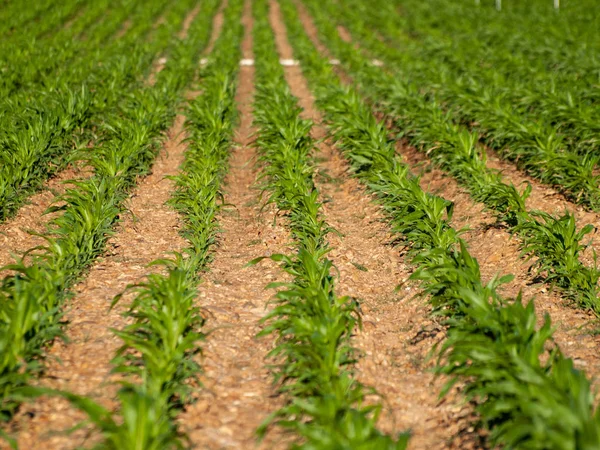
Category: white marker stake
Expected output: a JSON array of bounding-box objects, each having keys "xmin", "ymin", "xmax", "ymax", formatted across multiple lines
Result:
[
  {"xmin": 200, "ymin": 58, "xmax": 209, "ymax": 65},
  {"xmin": 240, "ymin": 59, "xmax": 254, "ymax": 66},
  {"xmin": 279, "ymin": 59, "xmax": 299, "ymax": 66},
  {"xmin": 329, "ymin": 59, "xmax": 340, "ymax": 65},
  {"xmin": 554, "ymin": 0, "xmax": 559, "ymax": 9}
]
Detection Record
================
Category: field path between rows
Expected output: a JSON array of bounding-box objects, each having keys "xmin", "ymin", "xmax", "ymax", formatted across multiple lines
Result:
[
  {"xmin": 295, "ymin": 0, "xmax": 600, "ymax": 397},
  {"xmin": 177, "ymin": 0, "xmax": 289, "ymax": 447},
  {"xmin": 0, "ymin": 167, "xmax": 84, "ymax": 269}
]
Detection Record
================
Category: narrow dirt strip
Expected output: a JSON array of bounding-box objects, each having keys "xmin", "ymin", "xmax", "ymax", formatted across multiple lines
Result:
[
  {"xmin": 268, "ymin": 1, "xmax": 472, "ymax": 448},
  {"xmin": 178, "ymin": 1, "xmax": 289, "ymax": 447},
  {"xmin": 295, "ymin": 0, "xmax": 600, "ymax": 390},
  {"xmin": 0, "ymin": 167, "xmax": 84, "ymax": 269},
  {"xmin": 2, "ymin": 7, "xmax": 215, "ymax": 448},
  {"xmin": 0, "ymin": 1, "xmax": 199, "ymax": 270},
  {"xmin": 149, "ymin": 3, "xmax": 200, "ymax": 85}
]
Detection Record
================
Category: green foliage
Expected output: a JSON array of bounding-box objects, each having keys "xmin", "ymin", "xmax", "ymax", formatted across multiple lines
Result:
[{"xmin": 0, "ymin": 0, "xmax": 223, "ymax": 424}]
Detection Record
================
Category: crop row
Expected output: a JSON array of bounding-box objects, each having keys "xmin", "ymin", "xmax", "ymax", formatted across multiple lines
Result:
[
  {"xmin": 0, "ymin": 0, "xmax": 193, "ymax": 221},
  {"xmin": 345, "ymin": 0, "xmax": 600, "ymax": 210},
  {"xmin": 250, "ymin": 1, "xmax": 407, "ymax": 447},
  {"xmin": 0, "ymin": 0, "xmax": 80, "ymax": 42},
  {"xmin": 0, "ymin": 0, "xmax": 221, "ymax": 424},
  {"xmin": 18, "ymin": 2, "xmax": 244, "ymax": 448},
  {"xmin": 303, "ymin": 0, "xmax": 600, "ymax": 316},
  {"xmin": 280, "ymin": 0, "xmax": 600, "ymax": 447}
]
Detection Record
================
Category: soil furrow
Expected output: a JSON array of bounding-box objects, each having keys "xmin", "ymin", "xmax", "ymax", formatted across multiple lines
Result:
[
  {"xmin": 269, "ymin": 2, "xmax": 467, "ymax": 448},
  {"xmin": 177, "ymin": 1, "xmax": 289, "ymax": 448},
  {"xmin": 204, "ymin": 0, "xmax": 228, "ymax": 56},
  {"xmin": 178, "ymin": 3, "xmax": 202, "ymax": 39},
  {"xmin": 3, "ymin": 113, "xmax": 188, "ymax": 449},
  {"xmin": 150, "ymin": 2, "xmax": 202, "ymax": 84},
  {"xmin": 0, "ymin": 167, "xmax": 83, "ymax": 269},
  {"xmin": 484, "ymin": 147, "xmax": 600, "ymax": 261}
]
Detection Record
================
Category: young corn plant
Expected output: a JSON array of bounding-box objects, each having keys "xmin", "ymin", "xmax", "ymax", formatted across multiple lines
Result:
[
  {"xmin": 280, "ymin": 0, "xmax": 600, "ymax": 447},
  {"xmin": 250, "ymin": 1, "xmax": 408, "ymax": 447},
  {"xmin": 0, "ymin": 0, "xmax": 185, "ymax": 222},
  {"xmin": 336, "ymin": 0, "xmax": 600, "ymax": 211}
]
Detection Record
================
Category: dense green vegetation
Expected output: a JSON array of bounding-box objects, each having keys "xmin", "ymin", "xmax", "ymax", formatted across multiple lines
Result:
[
  {"xmin": 305, "ymin": 0, "xmax": 600, "ymax": 315},
  {"xmin": 0, "ymin": 0, "xmax": 220, "ymax": 423},
  {"xmin": 2, "ymin": 0, "xmax": 600, "ymax": 448}
]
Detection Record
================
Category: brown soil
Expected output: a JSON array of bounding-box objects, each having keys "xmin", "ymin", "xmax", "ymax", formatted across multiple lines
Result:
[
  {"xmin": 270, "ymin": 2, "xmax": 474, "ymax": 448},
  {"xmin": 294, "ymin": 1, "xmax": 353, "ymax": 84},
  {"xmin": 484, "ymin": 148, "xmax": 600, "ymax": 264},
  {"xmin": 204, "ymin": 0, "xmax": 227, "ymax": 56},
  {"xmin": 336, "ymin": 24, "xmax": 352, "ymax": 43},
  {"xmin": 149, "ymin": 5, "xmax": 200, "ymax": 86},
  {"xmin": 177, "ymin": 1, "xmax": 290, "ymax": 448},
  {"xmin": 178, "ymin": 3, "xmax": 202, "ymax": 39},
  {"xmin": 4, "ymin": 114, "xmax": 189, "ymax": 449},
  {"xmin": 409, "ymin": 148, "xmax": 600, "ymax": 387},
  {"xmin": 0, "ymin": 168, "xmax": 81, "ymax": 270},
  {"xmin": 115, "ymin": 18, "xmax": 132, "ymax": 39}
]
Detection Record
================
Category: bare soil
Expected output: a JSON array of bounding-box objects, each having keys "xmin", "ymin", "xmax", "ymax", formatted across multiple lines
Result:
[
  {"xmin": 408, "ymin": 147, "xmax": 600, "ymax": 387},
  {"xmin": 287, "ymin": 0, "xmax": 600, "ymax": 444},
  {"xmin": 0, "ymin": 168, "xmax": 82, "ymax": 269}
]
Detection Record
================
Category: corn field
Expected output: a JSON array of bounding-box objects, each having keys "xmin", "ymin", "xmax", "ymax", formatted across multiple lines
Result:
[{"xmin": 1, "ymin": 0, "xmax": 600, "ymax": 448}]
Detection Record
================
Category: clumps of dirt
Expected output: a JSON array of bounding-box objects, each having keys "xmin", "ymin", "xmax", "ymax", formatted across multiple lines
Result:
[
  {"xmin": 269, "ymin": 2, "xmax": 469, "ymax": 447},
  {"xmin": 399, "ymin": 143, "xmax": 600, "ymax": 389}
]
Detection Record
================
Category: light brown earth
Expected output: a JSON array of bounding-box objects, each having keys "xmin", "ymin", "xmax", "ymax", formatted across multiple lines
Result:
[
  {"xmin": 287, "ymin": 0, "xmax": 600, "ymax": 445},
  {"xmin": 311, "ymin": 7, "xmax": 600, "ymax": 390},
  {"xmin": 0, "ymin": 168, "xmax": 83, "ymax": 269}
]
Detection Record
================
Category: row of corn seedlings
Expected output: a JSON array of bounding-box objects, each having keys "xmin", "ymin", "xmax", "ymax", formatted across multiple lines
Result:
[
  {"xmin": 0, "ymin": 0, "xmax": 222, "ymax": 423},
  {"xmin": 0, "ymin": 0, "xmax": 134, "ymax": 97},
  {"xmin": 0, "ymin": 0, "xmax": 81, "ymax": 42},
  {"xmin": 16, "ymin": 3, "xmax": 244, "ymax": 447},
  {"xmin": 250, "ymin": 1, "xmax": 408, "ymax": 447},
  {"xmin": 301, "ymin": 0, "xmax": 600, "ymax": 315},
  {"xmin": 0, "ymin": 0, "xmax": 194, "ymax": 221},
  {"xmin": 340, "ymin": 0, "xmax": 600, "ymax": 211},
  {"xmin": 384, "ymin": 0, "xmax": 600, "ymax": 139},
  {"xmin": 279, "ymin": 0, "xmax": 600, "ymax": 447}
]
